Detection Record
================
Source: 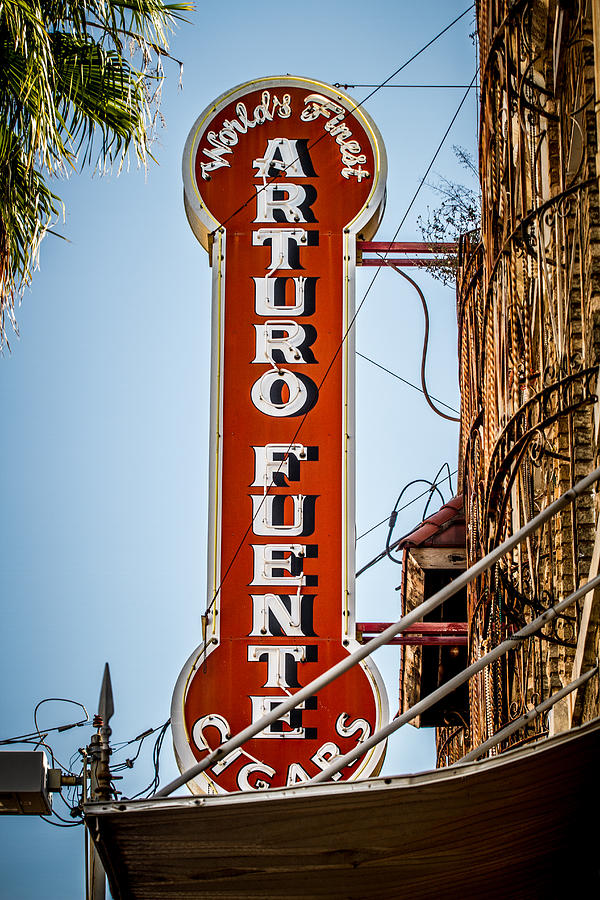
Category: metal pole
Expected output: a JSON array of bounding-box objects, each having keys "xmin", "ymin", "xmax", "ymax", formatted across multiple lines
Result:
[
  {"xmin": 154, "ymin": 466, "xmax": 600, "ymax": 798},
  {"xmin": 87, "ymin": 664, "xmax": 113, "ymax": 899},
  {"xmin": 454, "ymin": 664, "xmax": 599, "ymax": 764},
  {"xmin": 88, "ymin": 740, "xmax": 106, "ymax": 900},
  {"xmin": 309, "ymin": 573, "xmax": 600, "ymax": 783},
  {"xmin": 83, "ymin": 752, "xmax": 90, "ymax": 900}
]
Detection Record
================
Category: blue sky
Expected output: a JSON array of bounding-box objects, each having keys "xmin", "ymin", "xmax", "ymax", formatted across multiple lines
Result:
[{"xmin": 0, "ymin": 2, "xmax": 477, "ymax": 896}]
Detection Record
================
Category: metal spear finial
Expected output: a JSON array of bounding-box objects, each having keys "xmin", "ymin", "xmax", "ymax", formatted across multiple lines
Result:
[{"xmin": 98, "ymin": 662, "xmax": 114, "ymax": 726}]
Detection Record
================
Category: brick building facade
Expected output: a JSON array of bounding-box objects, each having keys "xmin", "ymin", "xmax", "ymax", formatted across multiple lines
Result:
[
  {"xmin": 448, "ymin": 0, "xmax": 600, "ymax": 761},
  {"xmin": 401, "ymin": 0, "xmax": 600, "ymax": 765}
]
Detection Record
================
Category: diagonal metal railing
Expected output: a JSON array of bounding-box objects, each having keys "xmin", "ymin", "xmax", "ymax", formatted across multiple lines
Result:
[
  {"xmin": 453, "ymin": 664, "xmax": 598, "ymax": 764},
  {"xmin": 310, "ymin": 573, "xmax": 600, "ymax": 782},
  {"xmin": 154, "ymin": 465, "xmax": 600, "ymax": 798}
]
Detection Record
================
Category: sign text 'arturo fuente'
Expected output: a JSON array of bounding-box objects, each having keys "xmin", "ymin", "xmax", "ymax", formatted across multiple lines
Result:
[{"xmin": 172, "ymin": 76, "xmax": 389, "ymax": 793}]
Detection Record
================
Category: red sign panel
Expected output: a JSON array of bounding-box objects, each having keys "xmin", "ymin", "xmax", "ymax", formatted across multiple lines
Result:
[{"xmin": 172, "ymin": 77, "xmax": 388, "ymax": 793}]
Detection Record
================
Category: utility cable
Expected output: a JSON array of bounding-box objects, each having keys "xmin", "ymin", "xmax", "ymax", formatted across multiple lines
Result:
[
  {"xmin": 121, "ymin": 720, "xmax": 171, "ymax": 800},
  {"xmin": 336, "ymin": 5, "xmax": 474, "ymax": 108},
  {"xmin": 357, "ymin": 467, "xmax": 458, "ymax": 540},
  {"xmin": 111, "ymin": 721, "xmax": 170, "ymax": 772},
  {"xmin": 1, "ymin": 699, "xmax": 89, "ymax": 746},
  {"xmin": 33, "ymin": 699, "xmax": 89, "ymax": 775},
  {"xmin": 358, "ymin": 464, "xmax": 458, "ymax": 577},
  {"xmin": 338, "ymin": 69, "xmax": 477, "ymax": 382},
  {"xmin": 385, "ymin": 478, "xmax": 446, "ymax": 565},
  {"xmin": 378, "ymin": 258, "xmax": 461, "ymax": 422},
  {"xmin": 384, "ymin": 462, "xmax": 455, "ymax": 565},
  {"xmin": 357, "ymin": 351, "xmax": 459, "ymax": 413},
  {"xmin": 40, "ymin": 813, "xmax": 82, "ymax": 828},
  {"xmin": 335, "ymin": 83, "xmax": 478, "ymax": 89}
]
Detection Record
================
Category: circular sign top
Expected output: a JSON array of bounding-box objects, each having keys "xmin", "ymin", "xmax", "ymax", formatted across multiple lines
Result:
[{"xmin": 183, "ymin": 75, "xmax": 387, "ymax": 251}]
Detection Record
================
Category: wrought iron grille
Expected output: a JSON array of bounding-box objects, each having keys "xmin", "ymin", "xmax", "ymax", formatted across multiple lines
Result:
[{"xmin": 447, "ymin": 0, "xmax": 600, "ymax": 764}]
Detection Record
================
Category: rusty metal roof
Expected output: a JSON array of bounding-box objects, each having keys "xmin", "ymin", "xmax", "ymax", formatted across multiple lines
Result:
[
  {"xmin": 395, "ymin": 494, "xmax": 465, "ymax": 550},
  {"xmin": 85, "ymin": 717, "xmax": 600, "ymax": 899}
]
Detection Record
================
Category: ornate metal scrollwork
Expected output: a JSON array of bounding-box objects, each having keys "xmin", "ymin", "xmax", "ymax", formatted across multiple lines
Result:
[
  {"xmin": 453, "ymin": 1, "xmax": 600, "ymax": 761},
  {"xmin": 485, "ymin": 366, "xmax": 597, "ymax": 549}
]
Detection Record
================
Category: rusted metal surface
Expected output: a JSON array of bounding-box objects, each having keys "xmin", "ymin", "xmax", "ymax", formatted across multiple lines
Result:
[{"xmin": 453, "ymin": 0, "xmax": 600, "ymax": 765}]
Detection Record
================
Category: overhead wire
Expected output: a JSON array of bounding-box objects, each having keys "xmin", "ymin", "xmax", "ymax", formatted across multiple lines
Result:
[
  {"xmin": 358, "ymin": 462, "xmax": 457, "ymax": 577},
  {"xmin": 121, "ymin": 720, "xmax": 171, "ymax": 799},
  {"xmin": 33, "ymin": 698, "xmax": 89, "ymax": 775},
  {"xmin": 1, "ymin": 699, "xmax": 89, "ymax": 746},
  {"xmin": 335, "ymin": 83, "xmax": 478, "ymax": 89},
  {"xmin": 332, "ymin": 5, "xmax": 474, "ymax": 108},
  {"xmin": 111, "ymin": 721, "xmax": 170, "ymax": 773},
  {"xmin": 1, "ymin": 699, "xmax": 89, "ymax": 811},
  {"xmin": 384, "ymin": 461, "xmax": 455, "ymax": 566},
  {"xmin": 356, "ymin": 351, "xmax": 459, "ymax": 413},
  {"xmin": 385, "ymin": 478, "xmax": 445, "ymax": 566},
  {"xmin": 357, "ymin": 467, "xmax": 458, "ymax": 541},
  {"xmin": 40, "ymin": 813, "xmax": 82, "ymax": 828},
  {"xmin": 1, "ymin": 699, "xmax": 90, "ymax": 828},
  {"xmin": 55, "ymin": 785, "xmax": 83, "ymax": 820},
  {"xmin": 39, "ymin": 766, "xmax": 85, "ymax": 828},
  {"xmin": 324, "ymin": 69, "xmax": 477, "ymax": 405},
  {"xmin": 8, "ymin": 707, "xmax": 172, "ymax": 824},
  {"xmin": 377, "ymin": 259, "xmax": 461, "ymax": 422}
]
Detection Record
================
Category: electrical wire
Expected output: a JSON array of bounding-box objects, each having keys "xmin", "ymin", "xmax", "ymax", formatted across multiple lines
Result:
[
  {"xmin": 40, "ymin": 814, "xmax": 81, "ymax": 828},
  {"xmin": 32, "ymin": 699, "xmax": 89, "ymax": 775},
  {"xmin": 374, "ymin": 71, "xmax": 477, "ymax": 248},
  {"xmin": 357, "ymin": 350, "xmax": 459, "ymax": 413},
  {"xmin": 334, "ymin": 6, "xmax": 474, "ymax": 108},
  {"xmin": 33, "ymin": 698, "xmax": 89, "ymax": 732},
  {"xmin": 40, "ymin": 762, "xmax": 86, "ymax": 829},
  {"xmin": 0, "ymin": 699, "xmax": 89, "ymax": 746},
  {"xmin": 2, "ymin": 699, "xmax": 88, "ymax": 829},
  {"xmin": 358, "ymin": 463, "xmax": 458, "ymax": 577},
  {"xmin": 385, "ymin": 478, "xmax": 446, "ymax": 565},
  {"xmin": 322, "ymin": 70, "xmax": 477, "ymax": 410},
  {"xmin": 335, "ymin": 84, "xmax": 478, "ymax": 89},
  {"xmin": 357, "ymin": 467, "xmax": 458, "ymax": 540},
  {"xmin": 378, "ymin": 259, "xmax": 461, "ymax": 422},
  {"xmin": 384, "ymin": 462, "xmax": 455, "ymax": 565},
  {"xmin": 111, "ymin": 722, "xmax": 168, "ymax": 772},
  {"xmin": 431, "ymin": 461, "xmax": 454, "ymax": 498},
  {"xmin": 55, "ymin": 785, "xmax": 83, "ymax": 821},
  {"xmin": 121, "ymin": 720, "xmax": 171, "ymax": 800}
]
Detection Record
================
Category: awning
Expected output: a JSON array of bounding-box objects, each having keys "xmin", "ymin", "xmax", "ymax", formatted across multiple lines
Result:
[{"xmin": 85, "ymin": 717, "xmax": 600, "ymax": 899}]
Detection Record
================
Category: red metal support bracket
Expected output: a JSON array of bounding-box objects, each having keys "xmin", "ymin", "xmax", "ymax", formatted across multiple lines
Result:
[
  {"xmin": 357, "ymin": 621, "xmax": 468, "ymax": 646},
  {"xmin": 356, "ymin": 241, "xmax": 458, "ymax": 267}
]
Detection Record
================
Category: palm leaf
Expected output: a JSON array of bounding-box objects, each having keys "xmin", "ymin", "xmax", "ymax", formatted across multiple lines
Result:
[{"xmin": 0, "ymin": 0, "xmax": 191, "ymax": 345}]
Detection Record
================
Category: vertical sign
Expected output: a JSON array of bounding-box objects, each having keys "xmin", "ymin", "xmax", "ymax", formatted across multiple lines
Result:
[{"xmin": 172, "ymin": 77, "xmax": 388, "ymax": 792}]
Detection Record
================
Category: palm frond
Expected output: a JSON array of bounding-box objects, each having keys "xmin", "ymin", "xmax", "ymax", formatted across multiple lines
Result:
[{"xmin": 0, "ymin": 0, "xmax": 192, "ymax": 345}]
